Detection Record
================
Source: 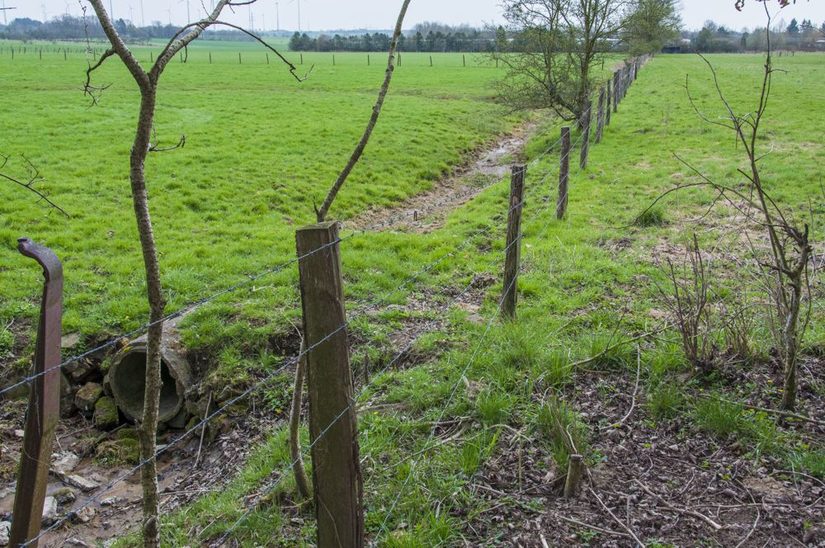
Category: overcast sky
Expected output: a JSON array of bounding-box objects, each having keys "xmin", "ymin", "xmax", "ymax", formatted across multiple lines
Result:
[{"xmin": 5, "ymin": 0, "xmax": 825, "ymax": 32}]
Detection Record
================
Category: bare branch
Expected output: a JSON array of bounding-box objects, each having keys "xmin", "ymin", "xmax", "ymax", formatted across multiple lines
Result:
[
  {"xmin": 0, "ymin": 153, "xmax": 69, "ymax": 217},
  {"xmin": 315, "ymin": 0, "xmax": 413, "ymax": 222}
]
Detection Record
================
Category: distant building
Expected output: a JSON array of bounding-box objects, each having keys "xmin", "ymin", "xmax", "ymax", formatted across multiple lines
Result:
[{"xmin": 662, "ymin": 38, "xmax": 692, "ymax": 54}]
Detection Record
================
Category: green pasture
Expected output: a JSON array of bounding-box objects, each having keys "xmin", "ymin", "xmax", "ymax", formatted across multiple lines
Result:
[{"xmin": 1, "ymin": 43, "xmax": 824, "ymax": 545}]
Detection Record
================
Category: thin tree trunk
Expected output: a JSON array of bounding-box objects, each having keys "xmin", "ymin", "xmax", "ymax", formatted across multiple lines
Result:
[
  {"xmin": 289, "ymin": 347, "xmax": 311, "ymax": 500},
  {"xmin": 315, "ymin": 0, "xmax": 412, "ymax": 222},
  {"xmin": 130, "ymin": 87, "xmax": 166, "ymax": 548},
  {"xmin": 781, "ymin": 272, "xmax": 804, "ymax": 411}
]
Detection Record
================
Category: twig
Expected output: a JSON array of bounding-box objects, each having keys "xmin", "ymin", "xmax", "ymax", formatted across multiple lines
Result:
[
  {"xmin": 193, "ymin": 391, "xmax": 212, "ymax": 469},
  {"xmin": 633, "ymin": 479, "xmax": 723, "ymax": 531},
  {"xmin": 558, "ymin": 515, "xmax": 631, "ymax": 538},
  {"xmin": 618, "ymin": 345, "xmax": 642, "ymax": 426},
  {"xmin": 696, "ymin": 394, "xmax": 825, "ymax": 427},
  {"xmin": 587, "ymin": 487, "xmax": 646, "ymax": 547}
]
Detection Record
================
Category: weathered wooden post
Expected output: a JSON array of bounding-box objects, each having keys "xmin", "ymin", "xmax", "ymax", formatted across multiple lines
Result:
[
  {"xmin": 429, "ymin": 55, "xmax": 433, "ymax": 67},
  {"xmin": 595, "ymin": 87, "xmax": 606, "ymax": 144},
  {"xmin": 296, "ymin": 222, "xmax": 364, "ymax": 548},
  {"xmin": 9, "ymin": 239, "xmax": 63, "ymax": 547},
  {"xmin": 612, "ymin": 71, "xmax": 619, "ymax": 113},
  {"xmin": 238, "ymin": 52, "xmax": 242, "ymax": 64},
  {"xmin": 556, "ymin": 127, "xmax": 570, "ymax": 220},
  {"xmin": 463, "ymin": 54, "xmax": 466, "ymax": 67},
  {"xmin": 605, "ymin": 79, "xmax": 612, "ymax": 126},
  {"xmin": 266, "ymin": 53, "xmax": 270, "ymax": 65},
  {"xmin": 580, "ymin": 99, "xmax": 592, "ymax": 170},
  {"xmin": 209, "ymin": 51, "xmax": 212, "ymax": 64},
  {"xmin": 333, "ymin": 54, "xmax": 336, "ymax": 66},
  {"xmin": 502, "ymin": 165, "xmax": 526, "ymax": 320},
  {"xmin": 367, "ymin": 54, "xmax": 370, "ymax": 66},
  {"xmin": 564, "ymin": 454, "xmax": 584, "ymax": 498}
]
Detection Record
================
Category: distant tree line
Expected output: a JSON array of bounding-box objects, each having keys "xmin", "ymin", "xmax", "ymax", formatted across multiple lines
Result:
[
  {"xmin": 289, "ymin": 23, "xmax": 501, "ymax": 52},
  {"xmin": 0, "ymin": 15, "xmax": 272, "ymax": 42},
  {"xmin": 687, "ymin": 18, "xmax": 825, "ymax": 53}
]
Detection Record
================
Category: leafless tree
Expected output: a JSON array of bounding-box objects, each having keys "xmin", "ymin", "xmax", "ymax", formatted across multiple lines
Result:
[
  {"xmin": 494, "ymin": 0, "xmax": 630, "ymax": 126},
  {"xmin": 83, "ymin": 2, "xmax": 300, "ymax": 545},
  {"xmin": 640, "ymin": 3, "xmax": 814, "ymax": 411}
]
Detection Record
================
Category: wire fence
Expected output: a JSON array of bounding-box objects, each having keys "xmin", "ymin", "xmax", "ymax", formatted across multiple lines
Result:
[{"xmin": 6, "ymin": 54, "xmax": 651, "ymax": 546}]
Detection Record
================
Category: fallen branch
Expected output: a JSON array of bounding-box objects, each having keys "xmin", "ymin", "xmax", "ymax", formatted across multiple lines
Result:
[
  {"xmin": 587, "ymin": 487, "xmax": 646, "ymax": 547},
  {"xmin": 558, "ymin": 515, "xmax": 631, "ymax": 539},
  {"xmin": 618, "ymin": 345, "xmax": 642, "ymax": 426},
  {"xmin": 633, "ymin": 479, "xmax": 723, "ymax": 531}
]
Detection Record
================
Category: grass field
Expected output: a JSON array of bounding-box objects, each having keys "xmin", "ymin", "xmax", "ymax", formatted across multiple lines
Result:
[
  {"xmin": 0, "ymin": 44, "xmax": 517, "ymax": 370},
  {"xmin": 1, "ymin": 41, "xmax": 824, "ymax": 546}
]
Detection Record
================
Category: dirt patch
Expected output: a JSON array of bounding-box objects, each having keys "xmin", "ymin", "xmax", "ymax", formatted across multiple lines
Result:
[
  {"xmin": 464, "ymin": 362, "xmax": 825, "ymax": 546},
  {"xmin": 346, "ymin": 123, "xmax": 538, "ymax": 234}
]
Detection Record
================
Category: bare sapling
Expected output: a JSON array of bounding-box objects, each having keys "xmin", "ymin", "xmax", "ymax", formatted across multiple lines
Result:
[
  {"xmin": 640, "ymin": 4, "xmax": 813, "ymax": 411},
  {"xmin": 84, "ymin": 2, "xmax": 301, "ymax": 545},
  {"xmin": 659, "ymin": 234, "xmax": 715, "ymax": 372},
  {"xmin": 288, "ymin": 0, "xmax": 412, "ymax": 500},
  {"xmin": 315, "ymin": 0, "xmax": 412, "ymax": 222}
]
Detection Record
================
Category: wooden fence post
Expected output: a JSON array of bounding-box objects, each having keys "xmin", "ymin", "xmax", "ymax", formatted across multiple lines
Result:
[
  {"xmin": 463, "ymin": 54, "xmax": 466, "ymax": 67},
  {"xmin": 595, "ymin": 87, "xmax": 606, "ymax": 144},
  {"xmin": 296, "ymin": 222, "xmax": 364, "ymax": 548},
  {"xmin": 238, "ymin": 52, "xmax": 242, "ymax": 64},
  {"xmin": 10, "ymin": 239, "xmax": 62, "ymax": 547},
  {"xmin": 209, "ymin": 51, "xmax": 212, "ymax": 64},
  {"xmin": 429, "ymin": 55, "xmax": 433, "ymax": 67},
  {"xmin": 502, "ymin": 165, "xmax": 525, "ymax": 320},
  {"xmin": 613, "ymin": 71, "xmax": 619, "ymax": 113},
  {"xmin": 556, "ymin": 127, "xmax": 570, "ymax": 220},
  {"xmin": 605, "ymin": 79, "xmax": 612, "ymax": 127},
  {"xmin": 580, "ymin": 99, "xmax": 592, "ymax": 170}
]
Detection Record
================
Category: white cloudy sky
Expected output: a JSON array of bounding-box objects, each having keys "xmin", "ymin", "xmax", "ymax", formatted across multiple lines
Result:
[{"xmin": 6, "ymin": 0, "xmax": 825, "ymax": 31}]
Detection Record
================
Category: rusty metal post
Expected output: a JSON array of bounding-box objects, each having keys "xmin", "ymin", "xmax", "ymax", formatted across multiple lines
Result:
[{"xmin": 10, "ymin": 239, "xmax": 63, "ymax": 547}]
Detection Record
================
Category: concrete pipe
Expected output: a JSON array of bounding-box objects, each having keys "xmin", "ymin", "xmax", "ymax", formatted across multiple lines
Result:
[{"xmin": 108, "ymin": 333, "xmax": 192, "ymax": 424}]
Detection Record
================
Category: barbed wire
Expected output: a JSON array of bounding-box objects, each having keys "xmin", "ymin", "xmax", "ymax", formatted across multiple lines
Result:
[
  {"xmin": 207, "ymin": 185, "xmax": 557, "ymax": 546},
  {"xmin": 10, "ymin": 61, "xmax": 646, "ymax": 544}
]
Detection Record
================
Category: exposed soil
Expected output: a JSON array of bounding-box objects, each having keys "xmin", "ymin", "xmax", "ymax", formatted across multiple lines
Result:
[
  {"xmin": 464, "ymin": 359, "xmax": 825, "ymax": 547},
  {"xmin": 347, "ymin": 123, "xmax": 538, "ymax": 234},
  {"xmin": 0, "ymin": 269, "xmax": 496, "ymax": 546}
]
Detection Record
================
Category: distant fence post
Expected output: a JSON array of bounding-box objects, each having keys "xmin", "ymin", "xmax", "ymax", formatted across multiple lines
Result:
[
  {"xmin": 209, "ymin": 51, "xmax": 212, "ymax": 64},
  {"xmin": 9, "ymin": 239, "xmax": 63, "ymax": 547},
  {"xmin": 595, "ymin": 86, "xmax": 606, "ymax": 144},
  {"xmin": 238, "ymin": 52, "xmax": 242, "ymax": 64},
  {"xmin": 580, "ymin": 99, "xmax": 592, "ymax": 170},
  {"xmin": 463, "ymin": 54, "xmax": 466, "ymax": 67},
  {"xmin": 605, "ymin": 79, "xmax": 612, "ymax": 126},
  {"xmin": 367, "ymin": 54, "xmax": 370, "ymax": 66},
  {"xmin": 296, "ymin": 222, "xmax": 364, "ymax": 548},
  {"xmin": 333, "ymin": 54, "xmax": 336, "ymax": 66},
  {"xmin": 557, "ymin": 127, "xmax": 571, "ymax": 220},
  {"xmin": 266, "ymin": 53, "xmax": 270, "ymax": 65},
  {"xmin": 429, "ymin": 55, "xmax": 433, "ymax": 67},
  {"xmin": 300, "ymin": 53, "xmax": 304, "ymax": 65},
  {"xmin": 502, "ymin": 165, "xmax": 525, "ymax": 320},
  {"xmin": 612, "ymin": 71, "xmax": 619, "ymax": 113}
]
